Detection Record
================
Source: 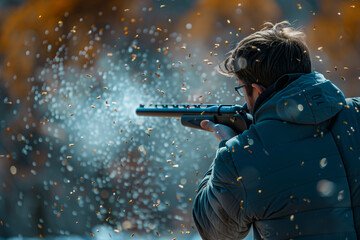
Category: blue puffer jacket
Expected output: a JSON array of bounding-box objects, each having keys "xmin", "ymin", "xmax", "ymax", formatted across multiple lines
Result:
[{"xmin": 193, "ymin": 72, "xmax": 360, "ymax": 240}]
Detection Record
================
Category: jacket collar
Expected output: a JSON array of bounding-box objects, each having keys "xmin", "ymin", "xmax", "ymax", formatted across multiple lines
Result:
[{"xmin": 252, "ymin": 73, "xmax": 306, "ymax": 123}]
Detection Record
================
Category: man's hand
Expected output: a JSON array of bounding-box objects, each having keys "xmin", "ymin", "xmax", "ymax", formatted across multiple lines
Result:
[{"xmin": 200, "ymin": 120, "xmax": 237, "ymax": 142}]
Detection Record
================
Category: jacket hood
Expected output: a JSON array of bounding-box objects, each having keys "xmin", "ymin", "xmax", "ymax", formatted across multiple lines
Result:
[{"xmin": 254, "ymin": 72, "xmax": 346, "ymax": 124}]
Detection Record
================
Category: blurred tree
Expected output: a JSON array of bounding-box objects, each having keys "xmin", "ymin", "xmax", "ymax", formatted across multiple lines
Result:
[
  {"xmin": 175, "ymin": 0, "xmax": 281, "ymax": 46},
  {"xmin": 307, "ymin": 0, "xmax": 360, "ymax": 96},
  {"xmin": 0, "ymin": 0, "xmax": 146, "ymax": 101}
]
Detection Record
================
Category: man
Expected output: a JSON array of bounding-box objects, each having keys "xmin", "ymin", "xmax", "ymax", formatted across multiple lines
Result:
[{"xmin": 193, "ymin": 21, "xmax": 360, "ymax": 240}]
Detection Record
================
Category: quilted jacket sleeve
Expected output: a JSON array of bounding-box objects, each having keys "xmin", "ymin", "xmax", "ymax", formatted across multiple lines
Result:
[{"xmin": 193, "ymin": 143, "xmax": 251, "ymax": 240}]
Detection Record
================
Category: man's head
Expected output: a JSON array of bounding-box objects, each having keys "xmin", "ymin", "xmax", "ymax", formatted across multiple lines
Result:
[{"xmin": 219, "ymin": 21, "xmax": 311, "ymax": 112}]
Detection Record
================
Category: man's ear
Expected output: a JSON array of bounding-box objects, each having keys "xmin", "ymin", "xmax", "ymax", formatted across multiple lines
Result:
[{"xmin": 251, "ymin": 83, "xmax": 266, "ymax": 96}]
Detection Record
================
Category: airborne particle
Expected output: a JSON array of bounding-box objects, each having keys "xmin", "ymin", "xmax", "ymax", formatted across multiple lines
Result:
[
  {"xmin": 10, "ymin": 166, "xmax": 17, "ymax": 175},
  {"xmin": 298, "ymin": 104, "xmax": 304, "ymax": 111},
  {"xmin": 319, "ymin": 158, "xmax": 327, "ymax": 168}
]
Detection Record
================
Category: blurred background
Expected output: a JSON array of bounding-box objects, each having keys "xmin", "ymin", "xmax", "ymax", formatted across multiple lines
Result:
[{"xmin": 0, "ymin": 0, "xmax": 359, "ymax": 239}]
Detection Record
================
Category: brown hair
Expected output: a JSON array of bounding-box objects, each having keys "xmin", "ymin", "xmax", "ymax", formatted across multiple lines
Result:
[{"xmin": 219, "ymin": 21, "xmax": 311, "ymax": 96}]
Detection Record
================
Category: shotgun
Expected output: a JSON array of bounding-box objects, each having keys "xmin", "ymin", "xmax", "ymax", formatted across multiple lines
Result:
[{"xmin": 135, "ymin": 104, "xmax": 253, "ymax": 134}]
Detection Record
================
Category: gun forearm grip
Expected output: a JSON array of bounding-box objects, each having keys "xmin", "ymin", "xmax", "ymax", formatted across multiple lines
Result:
[
  {"xmin": 181, "ymin": 115, "xmax": 215, "ymax": 130},
  {"xmin": 181, "ymin": 113, "xmax": 252, "ymax": 134}
]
